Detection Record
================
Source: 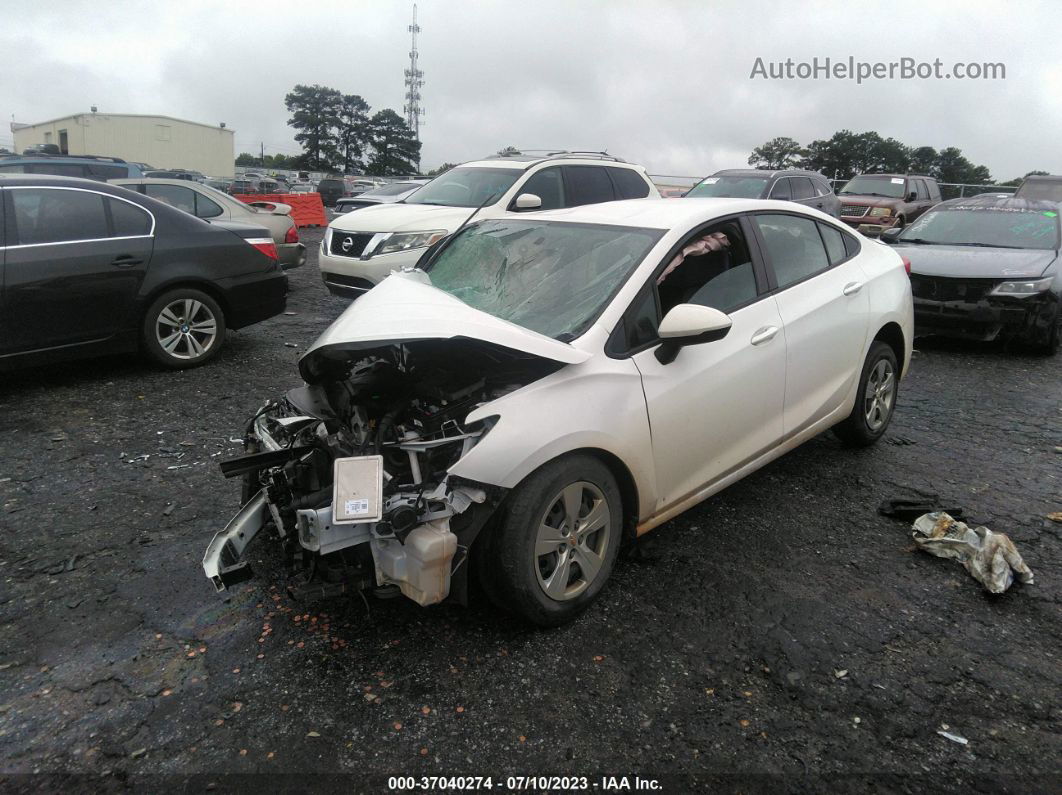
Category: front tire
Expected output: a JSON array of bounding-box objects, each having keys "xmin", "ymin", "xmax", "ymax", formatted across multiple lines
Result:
[
  {"xmin": 833, "ymin": 341, "xmax": 898, "ymax": 447},
  {"xmin": 478, "ymin": 455, "xmax": 622, "ymax": 627},
  {"xmin": 142, "ymin": 288, "xmax": 226, "ymax": 369}
]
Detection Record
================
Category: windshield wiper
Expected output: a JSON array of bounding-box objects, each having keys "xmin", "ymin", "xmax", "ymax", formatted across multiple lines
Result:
[
  {"xmin": 898, "ymin": 238, "xmax": 940, "ymax": 245},
  {"xmin": 842, "ymin": 192, "xmax": 893, "ymax": 198},
  {"xmin": 961, "ymin": 242, "xmax": 1026, "ymax": 249}
]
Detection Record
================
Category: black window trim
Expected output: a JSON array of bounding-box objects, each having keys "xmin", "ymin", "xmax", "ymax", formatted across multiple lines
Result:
[
  {"xmin": 607, "ymin": 212, "xmax": 772, "ymax": 359},
  {"xmin": 746, "ymin": 210, "xmax": 860, "ymax": 296},
  {"xmin": 0, "ymin": 185, "xmax": 156, "ymax": 250}
]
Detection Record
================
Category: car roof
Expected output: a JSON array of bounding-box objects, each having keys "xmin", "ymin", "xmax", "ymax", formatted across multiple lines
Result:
[
  {"xmin": 1021, "ymin": 174, "xmax": 1062, "ymax": 183},
  {"xmin": 512, "ymin": 197, "xmax": 826, "ymax": 229},
  {"xmin": 459, "ymin": 158, "xmax": 647, "ymax": 172},
  {"xmin": 112, "ymin": 177, "xmax": 215, "ymax": 187},
  {"xmin": 846, "ymin": 173, "xmax": 936, "ymax": 181},
  {"xmin": 711, "ymin": 168, "xmax": 825, "ymax": 179},
  {"xmin": 932, "ymin": 195, "xmax": 1061, "ymax": 212},
  {"xmin": 0, "ymin": 173, "xmax": 140, "ymax": 193}
]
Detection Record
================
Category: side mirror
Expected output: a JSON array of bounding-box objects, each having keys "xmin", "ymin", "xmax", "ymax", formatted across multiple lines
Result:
[
  {"xmin": 655, "ymin": 304, "xmax": 732, "ymax": 364},
  {"xmin": 880, "ymin": 227, "xmax": 903, "ymax": 244},
  {"xmin": 513, "ymin": 193, "xmax": 542, "ymax": 211},
  {"xmin": 907, "ymin": 191, "xmax": 917, "ymax": 201}
]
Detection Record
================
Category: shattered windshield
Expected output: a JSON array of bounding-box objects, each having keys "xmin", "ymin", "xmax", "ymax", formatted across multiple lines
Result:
[
  {"xmin": 900, "ymin": 207, "xmax": 1060, "ymax": 249},
  {"xmin": 686, "ymin": 176, "xmax": 769, "ymax": 199},
  {"xmin": 404, "ymin": 167, "xmax": 521, "ymax": 207},
  {"xmin": 425, "ymin": 219, "xmax": 664, "ymax": 339}
]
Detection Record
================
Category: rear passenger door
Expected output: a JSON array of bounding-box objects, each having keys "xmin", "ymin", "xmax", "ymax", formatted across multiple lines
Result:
[
  {"xmin": 750, "ymin": 213, "xmax": 870, "ymax": 439},
  {"xmin": 1, "ymin": 187, "xmax": 154, "ymax": 355}
]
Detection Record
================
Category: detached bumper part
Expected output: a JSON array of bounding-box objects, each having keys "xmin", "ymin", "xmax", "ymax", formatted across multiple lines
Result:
[{"xmin": 203, "ymin": 490, "xmax": 268, "ymax": 591}]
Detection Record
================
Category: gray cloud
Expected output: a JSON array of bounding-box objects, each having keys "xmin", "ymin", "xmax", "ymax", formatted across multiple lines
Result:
[{"xmin": 2, "ymin": 0, "xmax": 1058, "ymax": 181}]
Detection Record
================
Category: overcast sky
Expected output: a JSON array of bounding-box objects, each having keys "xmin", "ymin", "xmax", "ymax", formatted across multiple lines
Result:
[{"xmin": 2, "ymin": 0, "xmax": 1059, "ymax": 181}]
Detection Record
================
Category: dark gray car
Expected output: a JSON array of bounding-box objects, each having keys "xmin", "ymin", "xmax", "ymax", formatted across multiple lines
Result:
[
  {"xmin": 684, "ymin": 169, "xmax": 840, "ymax": 217},
  {"xmin": 881, "ymin": 195, "xmax": 1060, "ymax": 353}
]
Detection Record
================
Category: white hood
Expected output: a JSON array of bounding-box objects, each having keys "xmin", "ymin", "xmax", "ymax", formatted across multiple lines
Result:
[
  {"xmin": 330, "ymin": 202, "xmax": 479, "ymax": 234},
  {"xmin": 299, "ymin": 271, "xmax": 590, "ymax": 382}
]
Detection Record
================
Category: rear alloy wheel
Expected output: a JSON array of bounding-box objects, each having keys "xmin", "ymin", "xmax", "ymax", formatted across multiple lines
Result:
[
  {"xmin": 143, "ymin": 289, "xmax": 226, "ymax": 369},
  {"xmin": 833, "ymin": 341, "xmax": 898, "ymax": 447},
  {"xmin": 478, "ymin": 455, "xmax": 622, "ymax": 626}
]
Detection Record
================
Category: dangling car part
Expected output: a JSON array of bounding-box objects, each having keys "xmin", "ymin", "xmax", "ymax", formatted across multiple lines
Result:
[{"xmin": 205, "ymin": 200, "xmax": 913, "ymax": 626}]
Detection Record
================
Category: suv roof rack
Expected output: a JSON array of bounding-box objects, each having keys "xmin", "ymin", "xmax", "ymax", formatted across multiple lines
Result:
[
  {"xmin": 486, "ymin": 149, "xmax": 628, "ymax": 164},
  {"xmin": 0, "ymin": 153, "xmax": 129, "ymax": 164}
]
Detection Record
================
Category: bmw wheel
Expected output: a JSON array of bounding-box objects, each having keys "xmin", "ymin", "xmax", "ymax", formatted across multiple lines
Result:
[
  {"xmin": 478, "ymin": 455, "xmax": 622, "ymax": 627},
  {"xmin": 143, "ymin": 288, "xmax": 226, "ymax": 369}
]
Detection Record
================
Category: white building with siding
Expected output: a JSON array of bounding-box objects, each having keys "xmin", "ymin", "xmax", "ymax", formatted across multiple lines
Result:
[{"xmin": 11, "ymin": 112, "xmax": 235, "ymax": 176}]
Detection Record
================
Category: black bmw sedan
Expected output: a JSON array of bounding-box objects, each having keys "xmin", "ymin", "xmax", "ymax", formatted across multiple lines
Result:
[
  {"xmin": 0, "ymin": 174, "xmax": 288, "ymax": 370},
  {"xmin": 882, "ymin": 195, "xmax": 1061, "ymax": 354}
]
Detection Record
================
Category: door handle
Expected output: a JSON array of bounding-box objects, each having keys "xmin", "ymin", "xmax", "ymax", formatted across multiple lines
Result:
[
  {"xmin": 842, "ymin": 281, "xmax": 864, "ymax": 296},
  {"xmin": 112, "ymin": 255, "xmax": 144, "ymax": 268},
  {"xmin": 750, "ymin": 325, "xmax": 779, "ymax": 346}
]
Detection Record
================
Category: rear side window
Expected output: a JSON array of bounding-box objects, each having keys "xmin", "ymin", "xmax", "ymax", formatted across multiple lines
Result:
[
  {"xmin": 145, "ymin": 184, "xmax": 196, "ymax": 215},
  {"xmin": 195, "ymin": 192, "xmax": 224, "ymax": 219},
  {"xmin": 518, "ymin": 167, "xmax": 564, "ymax": 210},
  {"xmin": 769, "ymin": 179, "xmax": 792, "ymax": 200},
  {"xmin": 563, "ymin": 166, "xmax": 615, "ymax": 207},
  {"xmin": 108, "ymin": 198, "xmax": 152, "ymax": 236},
  {"xmin": 818, "ymin": 222, "xmax": 847, "ymax": 264},
  {"xmin": 608, "ymin": 167, "xmax": 651, "ymax": 199},
  {"xmin": 843, "ymin": 230, "xmax": 861, "ymax": 257},
  {"xmin": 790, "ymin": 177, "xmax": 815, "ymax": 200},
  {"xmin": 754, "ymin": 214, "xmax": 830, "ymax": 288},
  {"xmin": 914, "ymin": 179, "xmax": 929, "ymax": 200},
  {"xmin": 814, "ymin": 179, "xmax": 834, "ymax": 197},
  {"xmin": 926, "ymin": 181, "xmax": 941, "ymax": 200},
  {"xmin": 11, "ymin": 188, "xmax": 109, "ymax": 244}
]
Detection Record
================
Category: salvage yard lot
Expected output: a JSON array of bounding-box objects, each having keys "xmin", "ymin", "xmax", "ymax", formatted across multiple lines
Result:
[{"xmin": 1, "ymin": 228, "xmax": 1059, "ymax": 788}]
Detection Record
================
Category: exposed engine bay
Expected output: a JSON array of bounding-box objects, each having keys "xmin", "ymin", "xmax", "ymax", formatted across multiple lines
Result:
[{"xmin": 204, "ymin": 339, "xmax": 561, "ymax": 606}]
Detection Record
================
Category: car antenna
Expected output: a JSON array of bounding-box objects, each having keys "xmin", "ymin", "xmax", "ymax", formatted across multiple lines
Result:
[{"xmin": 418, "ymin": 190, "xmax": 501, "ymax": 270}]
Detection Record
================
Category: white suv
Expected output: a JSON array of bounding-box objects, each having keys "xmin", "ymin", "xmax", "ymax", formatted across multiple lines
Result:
[{"xmin": 318, "ymin": 152, "xmax": 660, "ymax": 297}]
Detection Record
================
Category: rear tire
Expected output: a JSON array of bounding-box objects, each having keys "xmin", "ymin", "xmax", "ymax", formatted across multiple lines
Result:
[
  {"xmin": 478, "ymin": 455, "xmax": 622, "ymax": 627},
  {"xmin": 833, "ymin": 341, "xmax": 899, "ymax": 447},
  {"xmin": 142, "ymin": 288, "xmax": 226, "ymax": 369}
]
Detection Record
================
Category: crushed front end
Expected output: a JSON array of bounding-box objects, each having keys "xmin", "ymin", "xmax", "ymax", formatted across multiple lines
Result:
[
  {"xmin": 910, "ymin": 274, "xmax": 1060, "ymax": 345},
  {"xmin": 203, "ymin": 339, "xmax": 560, "ymax": 606}
]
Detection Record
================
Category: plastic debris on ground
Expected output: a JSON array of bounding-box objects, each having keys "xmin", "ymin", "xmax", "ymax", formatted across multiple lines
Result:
[{"xmin": 911, "ymin": 512, "xmax": 1034, "ymax": 594}]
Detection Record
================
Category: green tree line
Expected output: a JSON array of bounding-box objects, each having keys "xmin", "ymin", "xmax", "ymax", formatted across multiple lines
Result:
[
  {"xmin": 747, "ymin": 132, "xmax": 1044, "ymax": 186},
  {"xmin": 238, "ymin": 84, "xmax": 422, "ymax": 176}
]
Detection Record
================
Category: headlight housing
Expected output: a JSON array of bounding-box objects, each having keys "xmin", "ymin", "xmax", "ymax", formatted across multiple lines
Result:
[
  {"xmin": 868, "ymin": 207, "xmax": 893, "ymax": 218},
  {"xmin": 989, "ymin": 277, "xmax": 1054, "ymax": 297},
  {"xmin": 375, "ymin": 230, "xmax": 448, "ymax": 256}
]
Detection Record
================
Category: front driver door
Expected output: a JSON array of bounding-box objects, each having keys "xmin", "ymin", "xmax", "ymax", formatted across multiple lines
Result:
[
  {"xmin": 624, "ymin": 216, "xmax": 787, "ymax": 511},
  {"xmin": 2, "ymin": 186, "xmax": 153, "ymax": 354}
]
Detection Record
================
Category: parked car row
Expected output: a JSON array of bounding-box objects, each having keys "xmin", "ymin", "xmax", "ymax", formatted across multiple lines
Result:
[{"xmin": 0, "ymin": 174, "xmax": 289, "ymax": 371}]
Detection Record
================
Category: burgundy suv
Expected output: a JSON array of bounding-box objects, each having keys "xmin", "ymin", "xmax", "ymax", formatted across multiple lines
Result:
[{"xmin": 837, "ymin": 174, "xmax": 941, "ymax": 236}]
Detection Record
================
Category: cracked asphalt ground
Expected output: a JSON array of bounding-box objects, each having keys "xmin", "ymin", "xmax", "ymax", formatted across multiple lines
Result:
[{"xmin": 1, "ymin": 227, "xmax": 1060, "ymax": 792}]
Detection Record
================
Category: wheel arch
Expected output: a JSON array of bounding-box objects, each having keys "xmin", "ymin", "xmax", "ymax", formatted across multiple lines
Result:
[
  {"xmin": 140, "ymin": 280, "xmax": 231, "ymax": 331},
  {"xmin": 872, "ymin": 321, "xmax": 906, "ymax": 373}
]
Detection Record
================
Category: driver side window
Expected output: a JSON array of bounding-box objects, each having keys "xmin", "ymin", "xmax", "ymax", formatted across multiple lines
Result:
[{"xmin": 615, "ymin": 219, "xmax": 761, "ymax": 352}]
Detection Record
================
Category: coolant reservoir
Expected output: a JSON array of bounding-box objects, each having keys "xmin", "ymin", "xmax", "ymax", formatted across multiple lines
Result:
[{"xmin": 373, "ymin": 519, "xmax": 457, "ymax": 606}]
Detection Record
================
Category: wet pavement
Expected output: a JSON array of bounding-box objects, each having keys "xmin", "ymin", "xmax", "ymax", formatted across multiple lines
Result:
[{"xmin": 1, "ymin": 228, "xmax": 1060, "ymax": 792}]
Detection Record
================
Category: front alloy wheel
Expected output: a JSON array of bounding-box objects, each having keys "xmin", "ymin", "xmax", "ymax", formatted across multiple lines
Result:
[
  {"xmin": 478, "ymin": 455, "xmax": 622, "ymax": 626},
  {"xmin": 534, "ymin": 481, "xmax": 612, "ymax": 601}
]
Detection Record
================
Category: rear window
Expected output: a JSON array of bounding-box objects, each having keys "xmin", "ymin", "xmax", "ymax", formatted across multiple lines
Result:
[{"xmin": 318, "ymin": 179, "xmax": 344, "ymax": 189}]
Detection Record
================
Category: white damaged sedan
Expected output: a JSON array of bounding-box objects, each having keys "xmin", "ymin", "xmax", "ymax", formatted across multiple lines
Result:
[{"xmin": 204, "ymin": 199, "xmax": 913, "ymax": 626}]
